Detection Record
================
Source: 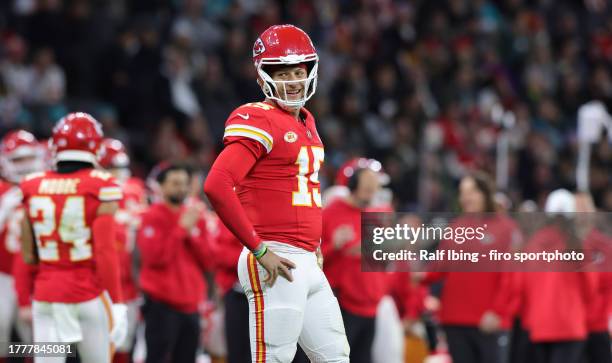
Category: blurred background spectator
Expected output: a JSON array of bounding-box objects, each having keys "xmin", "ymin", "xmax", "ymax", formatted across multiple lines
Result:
[{"xmin": 0, "ymin": 0, "xmax": 610, "ymax": 212}]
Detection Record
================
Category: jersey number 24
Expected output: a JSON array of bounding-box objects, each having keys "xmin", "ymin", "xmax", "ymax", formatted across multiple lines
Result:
[{"xmin": 29, "ymin": 196, "xmax": 92, "ymax": 262}]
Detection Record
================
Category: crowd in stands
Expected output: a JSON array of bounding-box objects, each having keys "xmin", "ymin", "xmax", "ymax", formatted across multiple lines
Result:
[{"xmin": 0, "ymin": 0, "xmax": 611, "ymax": 211}]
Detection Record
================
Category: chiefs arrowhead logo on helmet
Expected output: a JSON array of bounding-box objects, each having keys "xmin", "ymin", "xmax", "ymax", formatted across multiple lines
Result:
[{"xmin": 253, "ymin": 38, "xmax": 266, "ymax": 57}]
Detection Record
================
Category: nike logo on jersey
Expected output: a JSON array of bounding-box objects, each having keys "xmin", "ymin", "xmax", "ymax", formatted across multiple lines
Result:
[{"xmin": 237, "ymin": 113, "xmax": 250, "ymax": 120}]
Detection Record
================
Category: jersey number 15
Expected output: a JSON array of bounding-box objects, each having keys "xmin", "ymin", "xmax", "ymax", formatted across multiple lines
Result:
[{"xmin": 292, "ymin": 146, "xmax": 324, "ymax": 208}]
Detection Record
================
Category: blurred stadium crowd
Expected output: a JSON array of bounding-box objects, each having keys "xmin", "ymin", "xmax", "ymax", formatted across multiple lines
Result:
[{"xmin": 1, "ymin": 0, "xmax": 610, "ymax": 212}]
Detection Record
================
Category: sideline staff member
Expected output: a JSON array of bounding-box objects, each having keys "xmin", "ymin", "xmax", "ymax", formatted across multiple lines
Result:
[{"xmin": 138, "ymin": 163, "xmax": 213, "ymax": 363}]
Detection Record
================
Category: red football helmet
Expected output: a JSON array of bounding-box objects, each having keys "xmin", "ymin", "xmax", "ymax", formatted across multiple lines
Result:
[
  {"xmin": 0, "ymin": 130, "xmax": 45, "ymax": 183},
  {"xmin": 99, "ymin": 138, "xmax": 131, "ymax": 183},
  {"xmin": 99, "ymin": 138, "xmax": 129, "ymax": 169},
  {"xmin": 253, "ymin": 24, "xmax": 318, "ymax": 109},
  {"xmin": 50, "ymin": 112, "xmax": 104, "ymax": 165},
  {"xmin": 334, "ymin": 157, "xmax": 392, "ymax": 209},
  {"xmin": 335, "ymin": 158, "xmax": 388, "ymax": 187}
]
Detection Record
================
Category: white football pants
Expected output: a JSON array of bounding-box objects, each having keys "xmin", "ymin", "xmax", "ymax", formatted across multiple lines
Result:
[
  {"xmin": 238, "ymin": 242, "xmax": 350, "ymax": 363},
  {"xmin": 33, "ymin": 294, "xmax": 113, "ymax": 363}
]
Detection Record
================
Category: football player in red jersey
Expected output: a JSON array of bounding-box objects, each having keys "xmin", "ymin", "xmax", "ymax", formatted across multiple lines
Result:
[
  {"xmin": 0, "ymin": 130, "xmax": 45, "ymax": 360},
  {"xmin": 99, "ymin": 138, "xmax": 147, "ymax": 363},
  {"xmin": 19, "ymin": 113, "xmax": 127, "ymax": 363},
  {"xmin": 205, "ymin": 24, "xmax": 350, "ymax": 362}
]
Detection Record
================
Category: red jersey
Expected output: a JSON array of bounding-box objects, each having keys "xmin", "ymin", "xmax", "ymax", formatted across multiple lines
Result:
[
  {"xmin": 114, "ymin": 177, "xmax": 147, "ymax": 301},
  {"xmin": 122, "ymin": 177, "xmax": 147, "ymax": 212},
  {"xmin": 223, "ymin": 102, "xmax": 324, "ymax": 251},
  {"xmin": 0, "ymin": 181, "xmax": 22, "ymax": 274},
  {"xmin": 20, "ymin": 169, "xmax": 123, "ymax": 303}
]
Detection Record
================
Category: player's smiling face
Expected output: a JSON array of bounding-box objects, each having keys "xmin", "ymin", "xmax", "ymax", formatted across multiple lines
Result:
[{"xmin": 269, "ymin": 65, "xmax": 307, "ymax": 102}]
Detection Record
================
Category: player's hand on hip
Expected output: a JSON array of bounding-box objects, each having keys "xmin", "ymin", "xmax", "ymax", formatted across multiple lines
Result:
[
  {"xmin": 257, "ymin": 250, "xmax": 296, "ymax": 286},
  {"xmin": 316, "ymin": 246, "xmax": 324, "ymax": 269}
]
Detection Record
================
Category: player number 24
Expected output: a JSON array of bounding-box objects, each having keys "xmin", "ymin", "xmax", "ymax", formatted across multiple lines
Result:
[
  {"xmin": 29, "ymin": 196, "xmax": 92, "ymax": 262},
  {"xmin": 292, "ymin": 146, "xmax": 324, "ymax": 207}
]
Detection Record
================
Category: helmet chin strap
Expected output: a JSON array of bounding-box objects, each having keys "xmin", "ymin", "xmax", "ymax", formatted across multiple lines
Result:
[
  {"xmin": 272, "ymin": 97, "xmax": 304, "ymax": 113},
  {"xmin": 262, "ymin": 82, "xmax": 304, "ymax": 112},
  {"xmin": 257, "ymin": 61, "xmax": 317, "ymax": 111}
]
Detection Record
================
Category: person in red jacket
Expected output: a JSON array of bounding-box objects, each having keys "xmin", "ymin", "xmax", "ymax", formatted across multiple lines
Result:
[
  {"xmin": 137, "ymin": 163, "xmax": 213, "ymax": 363},
  {"xmin": 583, "ymin": 236, "xmax": 612, "ymax": 363},
  {"xmin": 420, "ymin": 171, "xmax": 520, "ymax": 363},
  {"xmin": 575, "ymin": 192, "xmax": 611, "ymax": 363},
  {"xmin": 322, "ymin": 160, "xmax": 406, "ymax": 363},
  {"xmin": 521, "ymin": 189, "xmax": 597, "ymax": 363}
]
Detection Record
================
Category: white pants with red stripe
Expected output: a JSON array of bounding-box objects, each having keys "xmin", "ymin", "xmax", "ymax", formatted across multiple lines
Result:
[
  {"xmin": 32, "ymin": 294, "xmax": 113, "ymax": 363},
  {"xmin": 238, "ymin": 242, "xmax": 350, "ymax": 363}
]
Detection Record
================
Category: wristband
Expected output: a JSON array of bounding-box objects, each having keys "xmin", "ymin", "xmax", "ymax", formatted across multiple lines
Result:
[{"xmin": 253, "ymin": 244, "xmax": 268, "ymax": 259}]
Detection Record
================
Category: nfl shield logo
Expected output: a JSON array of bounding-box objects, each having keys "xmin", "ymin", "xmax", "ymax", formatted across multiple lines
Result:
[{"xmin": 284, "ymin": 131, "xmax": 298, "ymax": 143}]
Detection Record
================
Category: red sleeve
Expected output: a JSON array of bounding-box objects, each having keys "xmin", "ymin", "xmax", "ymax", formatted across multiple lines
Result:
[
  {"xmin": 602, "ymin": 272, "xmax": 612, "ymax": 318},
  {"xmin": 137, "ymin": 210, "xmax": 186, "ymax": 268},
  {"xmin": 389, "ymin": 272, "xmax": 410, "ymax": 318},
  {"xmin": 95, "ymin": 176, "xmax": 123, "ymax": 203},
  {"xmin": 204, "ymin": 141, "xmax": 262, "ymax": 251},
  {"xmin": 389, "ymin": 273, "xmax": 427, "ymax": 320},
  {"xmin": 93, "ymin": 214, "xmax": 123, "ymax": 303},
  {"xmin": 223, "ymin": 104, "xmax": 275, "ymax": 157},
  {"xmin": 581, "ymin": 272, "xmax": 599, "ymax": 305},
  {"xmin": 12, "ymin": 253, "xmax": 37, "ymax": 307},
  {"xmin": 490, "ymin": 272, "xmax": 519, "ymax": 318}
]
